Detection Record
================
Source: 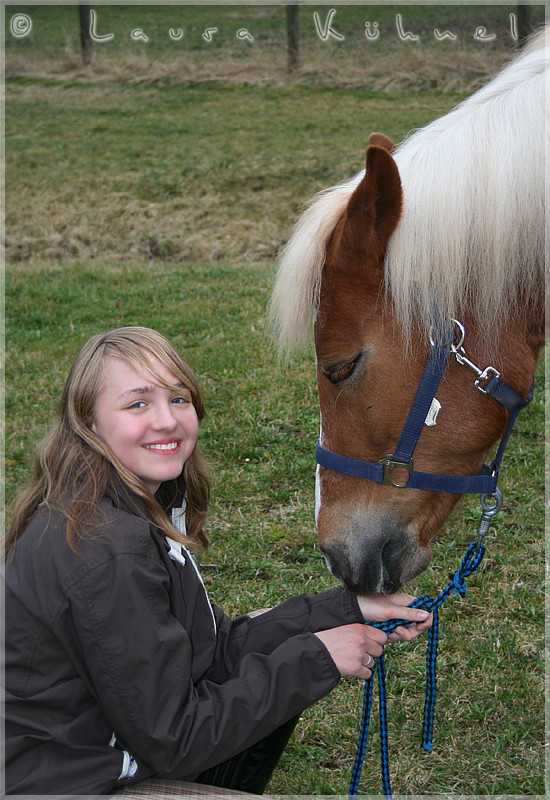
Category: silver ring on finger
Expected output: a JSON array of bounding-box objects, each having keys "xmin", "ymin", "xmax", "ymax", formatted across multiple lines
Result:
[{"xmin": 365, "ymin": 654, "xmax": 374, "ymax": 669}]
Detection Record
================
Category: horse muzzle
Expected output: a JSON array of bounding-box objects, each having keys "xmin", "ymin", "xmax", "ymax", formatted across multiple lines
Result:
[{"xmin": 319, "ymin": 516, "xmax": 431, "ymax": 596}]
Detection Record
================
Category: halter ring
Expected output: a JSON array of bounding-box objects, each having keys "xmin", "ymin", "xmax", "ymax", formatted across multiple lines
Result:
[{"xmin": 429, "ymin": 318, "xmax": 464, "ymax": 349}]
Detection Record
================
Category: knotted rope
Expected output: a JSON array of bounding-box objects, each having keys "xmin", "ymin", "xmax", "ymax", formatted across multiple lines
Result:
[{"xmin": 349, "ymin": 539, "xmax": 487, "ymax": 798}]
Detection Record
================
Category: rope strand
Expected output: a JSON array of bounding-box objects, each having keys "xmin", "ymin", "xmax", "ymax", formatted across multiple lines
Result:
[{"xmin": 348, "ymin": 540, "xmax": 486, "ymax": 798}]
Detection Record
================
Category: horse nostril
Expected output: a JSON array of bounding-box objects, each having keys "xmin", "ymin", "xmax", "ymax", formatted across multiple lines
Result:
[
  {"xmin": 320, "ymin": 542, "xmax": 346, "ymax": 582},
  {"xmin": 381, "ymin": 540, "xmax": 403, "ymax": 594},
  {"xmin": 321, "ymin": 540, "xmax": 383, "ymax": 596}
]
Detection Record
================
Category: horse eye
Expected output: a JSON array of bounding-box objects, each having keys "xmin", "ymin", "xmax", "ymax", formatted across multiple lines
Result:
[{"xmin": 325, "ymin": 355, "xmax": 362, "ymax": 385}]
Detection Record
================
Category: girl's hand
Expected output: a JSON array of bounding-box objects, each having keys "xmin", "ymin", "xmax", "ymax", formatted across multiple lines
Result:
[
  {"xmin": 357, "ymin": 593, "xmax": 433, "ymax": 643},
  {"xmin": 314, "ymin": 624, "xmax": 387, "ymax": 680}
]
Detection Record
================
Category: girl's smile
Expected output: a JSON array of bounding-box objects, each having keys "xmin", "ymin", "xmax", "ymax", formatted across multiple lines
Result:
[{"xmin": 145, "ymin": 441, "xmax": 181, "ymax": 452}]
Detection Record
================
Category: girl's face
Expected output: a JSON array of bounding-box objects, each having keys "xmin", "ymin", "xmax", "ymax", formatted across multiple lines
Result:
[{"xmin": 92, "ymin": 354, "xmax": 199, "ymax": 494}]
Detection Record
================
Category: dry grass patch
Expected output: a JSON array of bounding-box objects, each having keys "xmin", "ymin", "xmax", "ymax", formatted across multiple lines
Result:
[
  {"xmin": 7, "ymin": 79, "xmax": 479, "ymax": 267},
  {"xmin": 6, "ymin": 44, "xmax": 513, "ymax": 92}
]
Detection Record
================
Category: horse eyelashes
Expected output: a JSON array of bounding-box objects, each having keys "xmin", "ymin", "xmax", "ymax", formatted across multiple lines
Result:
[
  {"xmin": 329, "ymin": 363, "xmax": 355, "ymax": 383},
  {"xmin": 325, "ymin": 354, "xmax": 362, "ymax": 384}
]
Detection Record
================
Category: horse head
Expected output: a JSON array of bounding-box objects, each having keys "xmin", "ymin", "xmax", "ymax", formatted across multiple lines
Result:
[
  {"xmin": 271, "ymin": 35, "xmax": 546, "ymax": 596},
  {"xmin": 313, "ymin": 140, "xmax": 541, "ymax": 595}
]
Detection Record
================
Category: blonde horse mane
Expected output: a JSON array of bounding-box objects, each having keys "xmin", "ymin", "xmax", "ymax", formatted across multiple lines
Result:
[{"xmin": 270, "ymin": 28, "xmax": 548, "ymax": 352}]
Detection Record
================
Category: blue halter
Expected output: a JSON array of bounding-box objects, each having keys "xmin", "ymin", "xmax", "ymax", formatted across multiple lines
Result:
[
  {"xmin": 316, "ymin": 319, "xmax": 532, "ymax": 493},
  {"xmin": 314, "ymin": 320, "xmax": 533, "ymax": 798}
]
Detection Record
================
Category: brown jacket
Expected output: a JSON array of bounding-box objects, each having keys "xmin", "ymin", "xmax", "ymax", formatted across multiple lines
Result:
[{"xmin": 4, "ymin": 482, "xmax": 363, "ymax": 794}]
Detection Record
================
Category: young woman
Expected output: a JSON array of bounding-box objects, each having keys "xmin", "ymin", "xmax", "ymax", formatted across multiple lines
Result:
[{"xmin": 4, "ymin": 326, "xmax": 432, "ymax": 796}]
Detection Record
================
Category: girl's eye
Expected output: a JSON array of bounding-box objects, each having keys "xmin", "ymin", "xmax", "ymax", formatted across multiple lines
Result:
[
  {"xmin": 325, "ymin": 354, "xmax": 362, "ymax": 385},
  {"xmin": 128, "ymin": 400, "xmax": 146, "ymax": 410},
  {"xmin": 172, "ymin": 394, "xmax": 191, "ymax": 405}
]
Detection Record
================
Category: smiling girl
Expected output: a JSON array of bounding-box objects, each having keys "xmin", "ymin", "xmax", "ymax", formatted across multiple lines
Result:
[{"xmin": 4, "ymin": 326, "xmax": 431, "ymax": 796}]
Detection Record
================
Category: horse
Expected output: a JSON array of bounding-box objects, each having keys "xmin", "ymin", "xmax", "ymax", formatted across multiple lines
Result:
[{"xmin": 270, "ymin": 30, "xmax": 547, "ymax": 596}]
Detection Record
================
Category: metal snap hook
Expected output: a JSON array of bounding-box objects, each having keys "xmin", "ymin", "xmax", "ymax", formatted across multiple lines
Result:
[
  {"xmin": 480, "ymin": 488, "xmax": 503, "ymax": 517},
  {"xmin": 475, "ymin": 487, "xmax": 503, "ymax": 549}
]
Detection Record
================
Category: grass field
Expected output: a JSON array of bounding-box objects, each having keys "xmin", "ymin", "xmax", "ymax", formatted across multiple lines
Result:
[{"xmin": 5, "ymin": 5, "xmax": 546, "ymax": 798}]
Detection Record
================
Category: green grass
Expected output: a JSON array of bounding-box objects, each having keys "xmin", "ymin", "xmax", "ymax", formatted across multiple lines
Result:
[
  {"xmin": 5, "ymin": 13, "xmax": 546, "ymax": 796},
  {"xmin": 6, "ymin": 78, "xmax": 472, "ymax": 267},
  {"xmin": 5, "ymin": 260, "xmax": 545, "ymax": 797}
]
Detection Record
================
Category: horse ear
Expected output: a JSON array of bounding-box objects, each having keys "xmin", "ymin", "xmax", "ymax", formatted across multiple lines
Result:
[
  {"xmin": 344, "ymin": 145, "xmax": 403, "ymax": 251},
  {"xmin": 368, "ymin": 132, "xmax": 396, "ymax": 153}
]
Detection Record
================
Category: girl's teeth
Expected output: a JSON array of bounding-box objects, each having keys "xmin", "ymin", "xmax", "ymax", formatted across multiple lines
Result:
[{"xmin": 148, "ymin": 443, "xmax": 178, "ymax": 450}]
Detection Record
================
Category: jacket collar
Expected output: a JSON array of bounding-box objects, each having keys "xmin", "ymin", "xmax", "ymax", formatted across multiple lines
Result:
[{"xmin": 103, "ymin": 469, "xmax": 185, "ymax": 521}]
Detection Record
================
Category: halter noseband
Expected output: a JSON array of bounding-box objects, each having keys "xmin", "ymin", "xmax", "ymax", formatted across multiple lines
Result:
[{"xmin": 316, "ymin": 320, "xmax": 532, "ymax": 494}]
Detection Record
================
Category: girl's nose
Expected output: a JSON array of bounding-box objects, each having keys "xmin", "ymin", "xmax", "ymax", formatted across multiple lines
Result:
[{"xmin": 153, "ymin": 401, "xmax": 178, "ymax": 430}]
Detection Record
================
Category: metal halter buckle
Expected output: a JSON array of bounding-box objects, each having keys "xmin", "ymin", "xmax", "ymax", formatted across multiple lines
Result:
[
  {"xmin": 378, "ymin": 455, "xmax": 414, "ymax": 488},
  {"xmin": 473, "ymin": 366, "xmax": 501, "ymax": 393}
]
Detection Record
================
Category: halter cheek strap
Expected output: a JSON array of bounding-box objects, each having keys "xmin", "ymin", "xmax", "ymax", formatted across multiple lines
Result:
[{"xmin": 316, "ymin": 320, "xmax": 532, "ymax": 494}]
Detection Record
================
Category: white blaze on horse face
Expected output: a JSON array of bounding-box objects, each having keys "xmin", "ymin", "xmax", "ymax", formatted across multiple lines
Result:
[
  {"xmin": 315, "ymin": 420, "xmax": 323, "ymax": 523},
  {"xmin": 315, "ymin": 464, "xmax": 322, "ymax": 523}
]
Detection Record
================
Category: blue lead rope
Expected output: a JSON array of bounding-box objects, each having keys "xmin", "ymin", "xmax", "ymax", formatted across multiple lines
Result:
[{"xmin": 349, "ymin": 540, "xmax": 486, "ymax": 799}]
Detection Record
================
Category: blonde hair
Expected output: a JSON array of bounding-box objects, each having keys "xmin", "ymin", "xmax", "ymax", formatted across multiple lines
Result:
[
  {"xmin": 6, "ymin": 327, "xmax": 210, "ymax": 557},
  {"xmin": 270, "ymin": 28, "xmax": 547, "ymax": 353}
]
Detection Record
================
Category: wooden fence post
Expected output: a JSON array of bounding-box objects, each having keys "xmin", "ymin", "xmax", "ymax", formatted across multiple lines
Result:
[
  {"xmin": 286, "ymin": 4, "xmax": 299, "ymax": 73},
  {"xmin": 78, "ymin": 3, "xmax": 92, "ymax": 64}
]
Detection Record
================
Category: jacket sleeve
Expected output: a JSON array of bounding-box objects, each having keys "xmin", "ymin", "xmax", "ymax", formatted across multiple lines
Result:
[
  {"xmin": 57, "ymin": 545, "xmax": 342, "ymax": 780},
  {"xmin": 206, "ymin": 587, "xmax": 364, "ymax": 682}
]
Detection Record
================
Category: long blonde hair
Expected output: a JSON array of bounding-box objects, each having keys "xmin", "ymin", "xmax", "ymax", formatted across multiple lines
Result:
[
  {"xmin": 6, "ymin": 327, "xmax": 210, "ymax": 557},
  {"xmin": 270, "ymin": 28, "xmax": 547, "ymax": 353}
]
